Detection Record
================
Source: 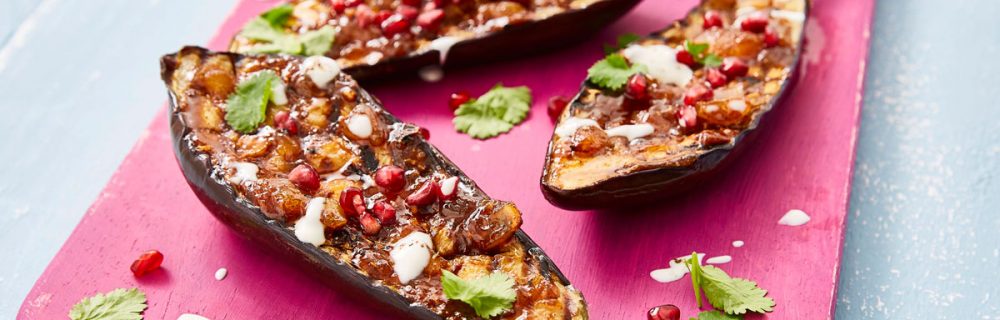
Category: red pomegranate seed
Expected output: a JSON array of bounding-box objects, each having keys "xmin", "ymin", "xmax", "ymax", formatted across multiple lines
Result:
[
  {"xmin": 274, "ymin": 111, "xmax": 298, "ymax": 135},
  {"xmin": 741, "ymin": 11, "xmax": 769, "ymax": 33},
  {"xmin": 547, "ymin": 96, "xmax": 569, "ymax": 121},
  {"xmin": 359, "ymin": 212, "xmax": 382, "ymax": 235},
  {"xmin": 374, "ymin": 165, "xmax": 406, "ymax": 194},
  {"xmin": 274, "ymin": 110, "xmax": 290, "ymax": 124},
  {"xmin": 418, "ymin": 127, "xmax": 430, "ymax": 140},
  {"xmin": 375, "ymin": 10, "xmax": 392, "ymax": 24},
  {"xmin": 288, "ymin": 164, "xmax": 321, "ymax": 193},
  {"xmin": 677, "ymin": 105, "xmax": 698, "ymax": 128},
  {"xmin": 625, "ymin": 73, "xmax": 649, "ymax": 101},
  {"xmin": 764, "ymin": 28, "xmax": 780, "ymax": 48},
  {"xmin": 345, "ymin": 0, "xmax": 363, "ymax": 7},
  {"xmin": 683, "ymin": 83, "xmax": 713, "ymax": 106},
  {"xmin": 339, "ymin": 187, "xmax": 366, "ymax": 217},
  {"xmin": 721, "ymin": 57, "xmax": 748, "ymax": 78},
  {"xmin": 676, "ymin": 50, "xmax": 698, "ymax": 68},
  {"xmin": 436, "ymin": 176, "xmax": 459, "ymax": 201},
  {"xmin": 397, "ymin": 5, "xmax": 419, "ymax": 21},
  {"xmin": 417, "ymin": 9, "xmax": 445, "ymax": 30},
  {"xmin": 703, "ymin": 11, "xmax": 723, "ymax": 29},
  {"xmin": 372, "ymin": 200, "xmax": 397, "ymax": 224},
  {"xmin": 449, "ymin": 90, "xmax": 471, "ymax": 110},
  {"xmin": 381, "ymin": 14, "xmax": 411, "ymax": 37},
  {"xmin": 706, "ymin": 68, "xmax": 728, "ymax": 88},
  {"xmin": 433, "ymin": 0, "xmax": 446, "ymax": 7},
  {"xmin": 130, "ymin": 250, "xmax": 164, "ymax": 277},
  {"xmin": 401, "ymin": 0, "xmax": 421, "ymax": 6},
  {"xmin": 330, "ymin": 0, "xmax": 346, "ymax": 14},
  {"xmin": 647, "ymin": 305, "xmax": 681, "ymax": 320},
  {"xmin": 356, "ymin": 5, "xmax": 376, "ymax": 28},
  {"xmin": 406, "ymin": 180, "xmax": 438, "ymax": 206}
]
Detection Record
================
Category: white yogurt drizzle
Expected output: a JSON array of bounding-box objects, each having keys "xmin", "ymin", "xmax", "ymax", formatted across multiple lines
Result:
[
  {"xmin": 706, "ymin": 255, "xmax": 732, "ymax": 265},
  {"xmin": 732, "ymin": 240, "xmax": 745, "ymax": 248},
  {"xmin": 389, "ymin": 232, "xmax": 434, "ymax": 284},
  {"xmin": 650, "ymin": 253, "xmax": 705, "ymax": 283},
  {"xmin": 554, "ymin": 117, "xmax": 599, "ymax": 138},
  {"xmin": 302, "ymin": 56, "xmax": 341, "ymax": 88},
  {"xmin": 621, "ymin": 44, "xmax": 693, "ymax": 87},
  {"xmin": 214, "ymin": 267, "xmax": 228, "ymax": 280},
  {"xmin": 438, "ymin": 176, "xmax": 459, "ymax": 197},
  {"xmin": 270, "ymin": 80, "xmax": 288, "ymax": 106},
  {"xmin": 771, "ymin": 10, "xmax": 806, "ymax": 23},
  {"xmin": 231, "ymin": 162, "xmax": 258, "ymax": 183},
  {"xmin": 427, "ymin": 36, "xmax": 462, "ymax": 64},
  {"xmin": 345, "ymin": 114, "xmax": 373, "ymax": 139},
  {"xmin": 294, "ymin": 198, "xmax": 327, "ymax": 246},
  {"xmin": 778, "ymin": 209, "xmax": 811, "ymax": 226},
  {"xmin": 177, "ymin": 314, "xmax": 210, "ymax": 320},
  {"xmin": 323, "ymin": 159, "xmax": 355, "ymax": 181},
  {"xmin": 604, "ymin": 124, "xmax": 655, "ymax": 141}
]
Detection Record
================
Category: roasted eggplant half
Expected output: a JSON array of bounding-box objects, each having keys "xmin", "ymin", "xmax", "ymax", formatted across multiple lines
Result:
[
  {"xmin": 229, "ymin": 0, "xmax": 640, "ymax": 82},
  {"xmin": 541, "ymin": 0, "xmax": 807, "ymax": 210},
  {"xmin": 161, "ymin": 47, "xmax": 586, "ymax": 319}
]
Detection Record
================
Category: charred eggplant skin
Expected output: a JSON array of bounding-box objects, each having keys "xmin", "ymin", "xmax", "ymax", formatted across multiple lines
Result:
[
  {"xmin": 161, "ymin": 47, "xmax": 575, "ymax": 319},
  {"xmin": 235, "ymin": 0, "xmax": 640, "ymax": 83},
  {"xmin": 540, "ymin": 2, "xmax": 808, "ymax": 210}
]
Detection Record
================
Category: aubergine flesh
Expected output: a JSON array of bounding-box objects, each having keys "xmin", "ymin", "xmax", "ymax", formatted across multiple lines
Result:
[
  {"xmin": 161, "ymin": 46, "xmax": 586, "ymax": 319},
  {"xmin": 230, "ymin": 0, "xmax": 641, "ymax": 82},
  {"xmin": 541, "ymin": 0, "xmax": 807, "ymax": 210}
]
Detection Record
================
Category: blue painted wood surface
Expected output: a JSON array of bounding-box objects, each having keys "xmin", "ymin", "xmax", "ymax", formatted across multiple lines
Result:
[{"xmin": 0, "ymin": 0, "xmax": 997, "ymax": 318}]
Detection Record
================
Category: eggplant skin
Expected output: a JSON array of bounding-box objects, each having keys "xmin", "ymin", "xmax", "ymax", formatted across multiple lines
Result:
[
  {"xmin": 161, "ymin": 48, "xmax": 581, "ymax": 319},
  {"xmin": 233, "ymin": 0, "xmax": 640, "ymax": 83},
  {"xmin": 540, "ymin": 2, "xmax": 809, "ymax": 211}
]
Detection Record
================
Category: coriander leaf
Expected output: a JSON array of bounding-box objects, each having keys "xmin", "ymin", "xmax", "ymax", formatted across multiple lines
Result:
[
  {"xmin": 453, "ymin": 84, "xmax": 531, "ymax": 139},
  {"xmin": 586, "ymin": 54, "xmax": 647, "ymax": 91},
  {"xmin": 69, "ymin": 288, "xmax": 147, "ymax": 320},
  {"xmin": 225, "ymin": 71, "xmax": 282, "ymax": 133},
  {"xmin": 688, "ymin": 252, "xmax": 705, "ymax": 308},
  {"xmin": 301, "ymin": 26, "xmax": 336, "ymax": 56},
  {"xmin": 690, "ymin": 310, "xmax": 743, "ymax": 320},
  {"xmin": 685, "ymin": 40, "xmax": 709, "ymax": 57},
  {"xmin": 604, "ymin": 32, "xmax": 641, "ymax": 54},
  {"xmin": 260, "ymin": 4, "xmax": 294, "ymax": 27},
  {"xmin": 702, "ymin": 54, "xmax": 723, "ymax": 68},
  {"xmin": 686, "ymin": 254, "xmax": 775, "ymax": 315},
  {"xmin": 441, "ymin": 270, "xmax": 516, "ymax": 318},
  {"xmin": 684, "ymin": 40, "xmax": 723, "ymax": 68}
]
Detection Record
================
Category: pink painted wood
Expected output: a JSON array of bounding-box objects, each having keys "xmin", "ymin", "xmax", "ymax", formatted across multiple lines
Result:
[{"xmin": 19, "ymin": 0, "xmax": 873, "ymax": 318}]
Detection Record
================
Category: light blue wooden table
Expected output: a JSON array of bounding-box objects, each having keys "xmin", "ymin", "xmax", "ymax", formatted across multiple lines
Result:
[{"xmin": 0, "ymin": 0, "xmax": 997, "ymax": 318}]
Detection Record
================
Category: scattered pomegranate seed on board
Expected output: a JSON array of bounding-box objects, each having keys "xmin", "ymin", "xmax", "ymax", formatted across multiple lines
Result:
[
  {"xmin": 130, "ymin": 250, "xmax": 164, "ymax": 277},
  {"xmin": 449, "ymin": 90, "xmax": 471, "ymax": 110},
  {"xmin": 647, "ymin": 305, "xmax": 680, "ymax": 320}
]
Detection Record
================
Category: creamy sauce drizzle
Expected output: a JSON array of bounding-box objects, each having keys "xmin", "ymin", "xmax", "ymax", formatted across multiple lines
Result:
[
  {"xmin": 177, "ymin": 314, "xmax": 210, "ymax": 320},
  {"xmin": 302, "ymin": 56, "xmax": 341, "ymax": 88},
  {"xmin": 214, "ymin": 267, "xmax": 228, "ymax": 280},
  {"xmin": 554, "ymin": 117, "xmax": 599, "ymax": 138},
  {"xmin": 345, "ymin": 114, "xmax": 373, "ymax": 139},
  {"xmin": 294, "ymin": 198, "xmax": 327, "ymax": 246},
  {"xmin": 732, "ymin": 240, "xmax": 745, "ymax": 248},
  {"xmin": 621, "ymin": 44, "xmax": 693, "ymax": 87},
  {"xmin": 706, "ymin": 255, "xmax": 732, "ymax": 264},
  {"xmin": 231, "ymin": 162, "xmax": 258, "ymax": 183},
  {"xmin": 649, "ymin": 253, "xmax": 705, "ymax": 283},
  {"xmin": 779, "ymin": 209, "xmax": 811, "ymax": 226},
  {"xmin": 390, "ymin": 232, "xmax": 433, "ymax": 284},
  {"xmin": 427, "ymin": 36, "xmax": 462, "ymax": 64},
  {"xmin": 270, "ymin": 80, "xmax": 288, "ymax": 106},
  {"xmin": 604, "ymin": 124, "xmax": 655, "ymax": 141}
]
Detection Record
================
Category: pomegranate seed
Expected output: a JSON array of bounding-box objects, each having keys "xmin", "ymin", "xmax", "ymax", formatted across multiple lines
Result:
[
  {"xmin": 375, "ymin": 11, "xmax": 393, "ymax": 25},
  {"xmin": 274, "ymin": 110, "xmax": 290, "ymax": 124},
  {"xmin": 374, "ymin": 165, "xmax": 406, "ymax": 194},
  {"xmin": 547, "ymin": 96, "xmax": 569, "ymax": 121},
  {"xmin": 330, "ymin": 0, "xmax": 346, "ymax": 14},
  {"xmin": 406, "ymin": 181, "xmax": 438, "ymax": 206},
  {"xmin": 381, "ymin": 14, "xmax": 411, "ymax": 37},
  {"xmin": 345, "ymin": 0, "xmax": 363, "ymax": 7},
  {"xmin": 274, "ymin": 111, "xmax": 298, "ymax": 135},
  {"xmin": 397, "ymin": 5, "xmax": 419, "ymax": 21},
  {"xmin": 359, "ymin": 212, "xmax": 382, "ymax": 235},
  {"xmin": 339, "ymin": 187, "xmax": 367, "ymax": 217},
  {"xmin": 372, "ymin": 200, "xmax": 397, "ymax": 224},
  {"xmin": 356, "ymin": 5, "xmax": 376, "ymax": 28},
  {"xmin": 401, "ymin": 0, "xmax": 421, "ymax": 6},
  {"xmin": 677, "ymin": 105, "xmax": 698, "ymax": 128},
  {"xmin": 288, "ymin": 164, "xmax": 321, "ymax": 193},
  {"xmin": 449, "ymin": 90, "xmax": 471, "ymax": 110},
  {"xmin": 433, "ymin": 0, "xmax": 446, "ymax": 7},
  {"xmin": 683, "ymin": 83, "xmax": 713, "ymax": 106},
  {"xmin": 721, "ymin": 57, "xmax": 748, "ymax": 78},
  {"xmin": 625, "ymin": 73, "xmax": 649, "ymax": 101},
  {"xmin": 676, "ymin": 50, "xmax": 698, "ymax": 68},
  {"xmin": 418, "ymin": 127, "xmax": 430, "ymax": 140},
  {"xmin": 647, "ymin": 305, "xmax": 681, "ymax": 320},
  {"xmin": 741, "ymin": 11, "xmax": 769, "ymax": 33},
  {"xmin": 764, "ymin": 28, "xmax": 780, "ymax": 48},
  {"xmin": 130, "ymin": 250, "xmax": 164, "ymax": 277},
  {"xmin": 417, "ymin": 9, "xmax": 445, "ymax": 30},
  {"xmin": 703, "ymin": 11, "xmax": 723, "ymax": 29},
  {"xmin": 706, "ymin": 68, "xmax": 728, "ymax": 88},
  {"xmin": 436, "ymin": 176, "xmax": 459, "ymax": 201},
  {"xmin": 423, "ymin": 1, "xmax": 438, "ymax": 10}
]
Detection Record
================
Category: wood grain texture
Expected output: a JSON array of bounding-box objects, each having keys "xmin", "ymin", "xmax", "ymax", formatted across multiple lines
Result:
[{"xmin": 18, "ymin": 0, "xmax": 874, "ymax": 319}]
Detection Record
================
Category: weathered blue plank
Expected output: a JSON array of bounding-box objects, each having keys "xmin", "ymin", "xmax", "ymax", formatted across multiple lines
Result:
[
  {"xmin": 836, "ymin": 0, "xmax": 1000, "ymax": 318},
  {"xmin": 0, "ymin": 0, "xmax": 236, "ymax": 316}
]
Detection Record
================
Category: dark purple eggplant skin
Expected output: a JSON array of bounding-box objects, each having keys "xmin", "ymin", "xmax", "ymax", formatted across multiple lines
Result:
[
  {"xmin": 540, "ymin": 3, "xmax": 809, "ymax": 211},
  {"xmin": 161, "ymin": 47, "xmax": 577, "ymax": 319},
  {"xmin": 257, "ymin": 0, "xmax": 641, "ymax": 83}
]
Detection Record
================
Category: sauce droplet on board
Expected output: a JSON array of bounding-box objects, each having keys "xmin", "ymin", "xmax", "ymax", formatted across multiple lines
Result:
[{"xmin": 778, "ymin": 209, "xmax": 811, "ymax": 226}]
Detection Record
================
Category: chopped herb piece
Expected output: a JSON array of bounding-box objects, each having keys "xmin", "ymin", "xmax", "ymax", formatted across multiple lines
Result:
[
  {"xmin": 690, "ymin": 310, "xmax": 744, "ymax": 320},
  {"xmin": 69, "ymin": 288, "xmax": 147, "ymax": 320},
  {"xmin": 586, "ymin": 53, "xmax": 648, "ymax": 91},
  {"xmin": 604, "ymin": 32, "xmax": 642, "ymax": 54},
  {"xmin": 686, "ymin": 252, "xmax": 775, "ymax": 315},
  {"xmin": 453, "ymin": 84, "xmax": 532, "ymax": 139},
  {"xmin": 225, "ymin": 71, "xmax": 283, "ymax": 133},
  {"xmin": 684, "ymin": 40, "xmax": 723, "ymax": 68},
  {"xmin": 238, "ymin": 4, "xmax": 335, "ymax": 55},
  {"xmin": 441, "ymin": 270, "xmax": 516, "ymax": 318}
]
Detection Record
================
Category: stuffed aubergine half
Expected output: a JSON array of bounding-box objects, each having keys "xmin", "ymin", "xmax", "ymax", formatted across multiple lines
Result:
[
  {"xmin": 541, "ymin": 0, "xmax": 807, "ymax": 210},
  {"xmin": 161, "ymin": 46, "xmax": 586, "ymax": 319},
  {"xmin": 229, "ymin": 0, "xmax": 640, "ymax": 81}
]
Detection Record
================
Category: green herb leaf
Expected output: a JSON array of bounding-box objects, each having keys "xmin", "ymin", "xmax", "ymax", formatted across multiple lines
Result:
[
  {"xmin": 453, "ymin": 84, "xmax": 531, "ymax": 139},
  {"xmin": 225, "ymin": 70, "xmax": 283, "ymax": 133},
  {"xmin": 604, "ymin": 32, "xmax": 642, "ymax": 54},
  {"xmin": 701, "ymin": 54, "xmax": 723, "ymax": 68},
  {"xmin": 586, "ymin": 54, "xmax": 647, "ymax": 91},
  {"xmin": 684, "ymin": 40, "xmax": 723, "ymax": 68},
  {"xmin": 690, "ymin": 310, "xmax": 744, "ymax": 320},
  {"xmin": 686, "ymin": 253, "xmax": 776, "ymax": 315},
  {"xmin": 69, "ymin": 288, "xmax": 147, "ymax": 320},
  {"xmin": 441, "ymin": 270, "xmax": 516, "ymax": 318},
  {"xmin": 238, "ymin": 4, "xmax": 334, "ymax": 56}
]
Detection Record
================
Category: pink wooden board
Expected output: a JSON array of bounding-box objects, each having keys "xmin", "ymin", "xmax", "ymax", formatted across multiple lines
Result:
[{"xmin": 19, "ymin": 0, "xmax": 873, "ymax": 318}]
